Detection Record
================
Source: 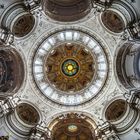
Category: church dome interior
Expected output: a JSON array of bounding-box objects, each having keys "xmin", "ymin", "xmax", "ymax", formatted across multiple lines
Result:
[
  {"xmin": 51, "ymin": 113, "xmax": 97, "ymax": 140},
  {"xmin": 12, "ymin": 13, "xmax": 35, "ymax": 37},
  {"xmin": 0, "ymin": 0, "xmax": 140, "ymax": 140},
  {"xmin": 0, "ymin": 48, "xmax": 24, "ymax": 94},
  {"xmin": 16, "ymin": 103, "xmax": 40, "ymax": 125},
  {"xmin": 101, "ymin": 10, "xmax": 125, "ymax": 33},
  {"xmin": 43, "ymin": 0, "xmax": 91, "ymax": 21}
]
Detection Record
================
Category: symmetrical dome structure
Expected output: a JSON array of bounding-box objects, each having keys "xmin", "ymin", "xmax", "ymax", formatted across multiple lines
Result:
[
  {"xmin": 33, "ymin": 30, "xmax": 108, "ymax": 105},
  {"xmin": 0, "ymin": 0, "xmax": 140, "ymax": 140}
]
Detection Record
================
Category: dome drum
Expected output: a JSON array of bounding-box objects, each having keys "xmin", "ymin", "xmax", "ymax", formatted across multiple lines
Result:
[
  {"xmin": 116, "ymin": 43, "xmax": 140, "ymax": 89},
  {"xmin": 33, "ymin": 30, "xmax": 108, "ymax": 106},
  {"xmin": 11, "ymin": 13, "xmax": 35, "ymax": 37},
  {"xmin": 0, "ymin": 3, "xmax": 35, "ymax": 38},
  {"xmin": 104, "ymin": 99, "xmax": 139, "ymax": 133},
  {"xmin": 5, "ymin": 102, "xmax": 40, "ymax": 137},
  {"xmin": 101, "ymin": 0, "xmax": 138, "ymax": 34}
]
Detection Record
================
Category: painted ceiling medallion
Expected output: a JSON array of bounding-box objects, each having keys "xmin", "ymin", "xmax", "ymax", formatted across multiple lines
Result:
[
  {"xmin": 33, "ymin": 30, "xmax": 108, "ymax": 105},
  {"xmin": 62, "ymin": 59, "xmax": 79, "ymax": 77},
  {"xmin": 46, "ymin": 43, "xmax": 94, "ymax": 92}
]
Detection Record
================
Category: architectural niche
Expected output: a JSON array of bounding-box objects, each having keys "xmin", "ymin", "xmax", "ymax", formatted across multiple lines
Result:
[
  {"xmin": 101, "ymin": 10, "xmax": 125, "ymax": 33},
  {"xmin": 100, "ymin": 0, "xmax": 138, "ymax": 34},
  {"xmin": 105, "ymin": 99, "xmax": 127, "ymax": 122},
  {"xmin": 12, "ymin": 14, "xmax": 35, "ymax": 37},
  {"xmin": 50, "ymin": 113, "xmax": 97, "ymax": 140},
  {"xmin": 0, "ymin": 48, "xmax": 24, "ymax": 95},
  {"xmin": 43, "ymin": 0, "xmax": 92, "ymax": 21},
  {"xmin": 116, "ymin": 42, "xmax": 140, "ymax": 89},
  {"xmin": 104, "ymin": 98, "xmax": 139, "ymax": 134},
  {"xmin": 0, "ymin": 2, "xmax": 35, "ymax": 38},
  {"xmin": 16, "ymin": 103, "xmax": 40, "ymax": 125},
  {"xmin": 0, "ymin": 98, "xmax": 43, "ymax": 139}
]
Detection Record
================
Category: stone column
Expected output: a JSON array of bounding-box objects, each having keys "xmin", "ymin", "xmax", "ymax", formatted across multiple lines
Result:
[
  {"xmin": 24, "ymin": 0, "xmax": 42, "ymax": 14},
  {"xmin": 97, "ymin": 121, "xmax": 120, "ymax": 140},
  {"xmin": 0, "ymin": 28, "xmax": 14, "ymax": 46},
  {"xmin": 124, "ymin": 89, "xmax": 140, "ymax": 110},
  {"xmin": 92, "ymin": 0, "xmax": 113, "ymax": 10},
  {"xmin": 29, "ymin": 121, "xmax": 51, "ymax": 140},
  {"xmin": 0, "ymin": 96, "xmax": 20, "ymax": 117}
]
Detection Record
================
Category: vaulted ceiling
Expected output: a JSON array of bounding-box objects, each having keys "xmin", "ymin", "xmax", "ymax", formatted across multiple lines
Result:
[{"xmin": 0, "ymin": 0, "xmax": 140, "ymax": 140}]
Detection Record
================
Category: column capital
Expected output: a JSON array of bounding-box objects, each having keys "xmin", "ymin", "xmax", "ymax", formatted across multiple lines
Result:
[
  {"xmin": 0, "ymin": 96, "xmax": 20, "ymax": 117},
  {"xmin": 24, "ymin": 0, "xmax": 42, "ymax": 14},
  {"xmin": 127, "ymin": 21, "xmax": 140, "ymax": 41},
  {"xmin": 124, "ymin": 89, "xmax": 140, "ymax": 109},
  {"xmin": 97, "ymin": 121, "xmax": 120, "ymax": 140},
  {"xmin": 0, "ymin": 28, "xmax": 14, "ymax": 46},
  {"xmin": 29, "ymin": 121, "xmax": 51, "ymax": 140}
]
